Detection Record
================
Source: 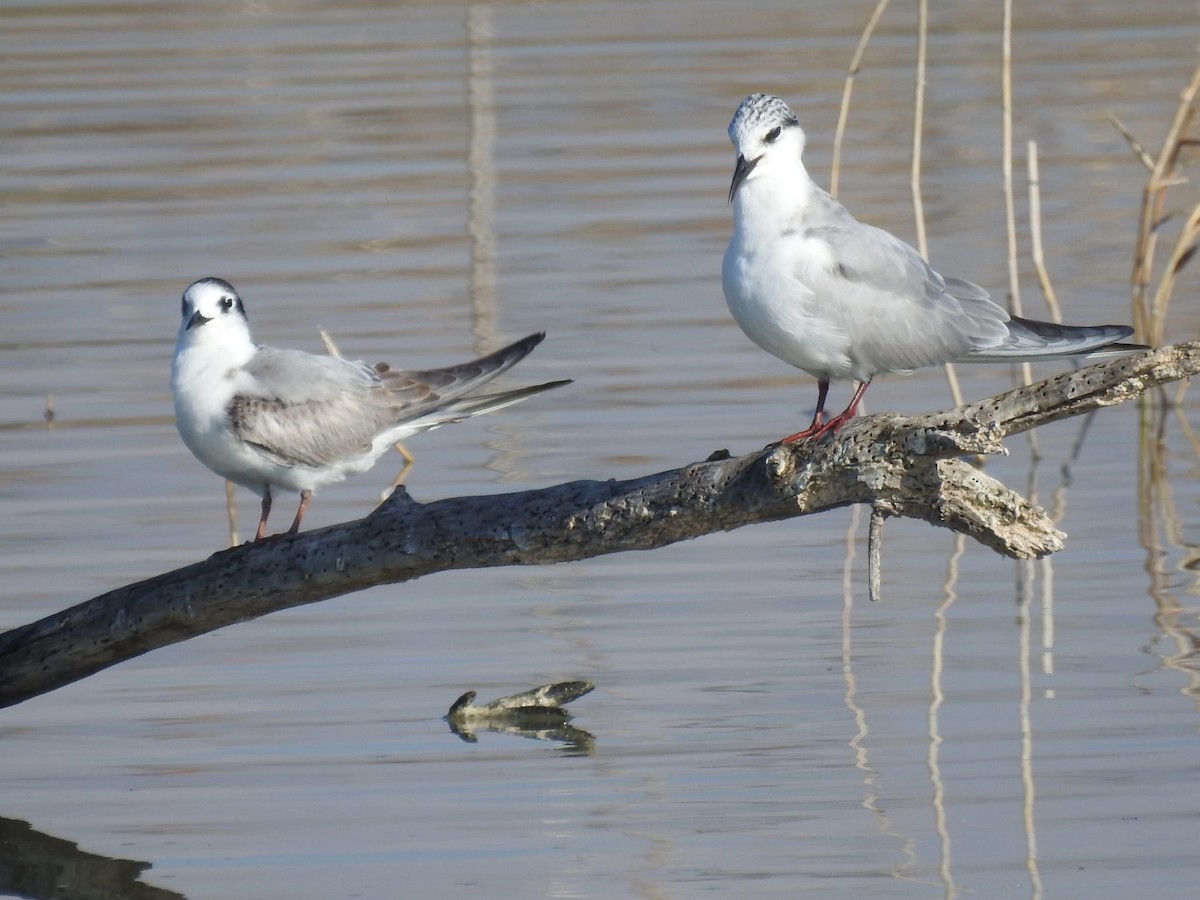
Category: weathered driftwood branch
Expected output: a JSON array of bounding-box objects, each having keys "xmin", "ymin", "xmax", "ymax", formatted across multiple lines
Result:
[{"xmin": 1, "ymin": 342, "xmax": 1196, "ymax": 709}]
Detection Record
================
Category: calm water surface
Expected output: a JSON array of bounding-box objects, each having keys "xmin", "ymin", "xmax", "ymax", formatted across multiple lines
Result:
[{"xmin": 2, "ymin": 0, "xmax": 1199, "ymax": 897}]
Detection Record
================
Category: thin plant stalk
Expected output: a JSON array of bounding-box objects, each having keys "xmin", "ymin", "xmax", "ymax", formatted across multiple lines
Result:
[
  {"xmin": 830, "ymin": 0, "xmax": 892, "ymax": 198},
  {"xmin": 908, "ymin": 0, "xmax": 962, "ymax": 404},
  {"xmin": 1114, "ymin": 64, "xmax": 1200, "ymax": 344},
  {"xmin": 1001, "ymin": 0, "xmax": 1033, "ymax": 387},
  {"xmin": 911, "ymin": 0, "xmax": 930, "ymax": 259},
  {"xmin": 1026, "ymin": 140, "xmax": 1061, "ymax": 322}
]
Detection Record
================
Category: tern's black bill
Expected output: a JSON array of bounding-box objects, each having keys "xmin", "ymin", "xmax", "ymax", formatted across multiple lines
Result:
[
  {"xmin": 728, "ymin": 153, "xmax": 760, "ymax": 202},
  {"xmin": 187, "ymin": 310, "xmax": 212, "ymax": 330}
]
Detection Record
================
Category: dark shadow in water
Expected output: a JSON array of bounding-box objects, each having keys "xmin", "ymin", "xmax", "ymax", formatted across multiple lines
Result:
[
  {"xmin": 446, "ymin": 714, "xmax": 597, "ymax": 756},
  {"xmin": 0, "ymin": 816, "xmax": 184, "ymax": 900}
]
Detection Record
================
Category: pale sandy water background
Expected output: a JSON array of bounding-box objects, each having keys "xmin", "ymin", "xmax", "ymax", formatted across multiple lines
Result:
[{"xmin": 2, "ymin": 1, "xmax": 1200, "ymax": 897}]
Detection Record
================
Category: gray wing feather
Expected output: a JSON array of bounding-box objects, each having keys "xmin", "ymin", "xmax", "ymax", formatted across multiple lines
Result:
[
  {"xmin": 230, "ymin": 349, "xmax": 400, "ymax": 468},
  {"xmin": 799, "ymin": 189, "xmax": 1137, "ymax": 373},
  {"xmin": 803, "ymin": 211, "xmax": 1010, "ymax": 374},
  {"xmin": 371, "ymin": 333, "xmax": 567, "ymax": 432},
  {"xmin": 966, "ymin": 317, "xmax": 1139, "ymax": 361},
  {"xmin": 228, "ymin": 333, "xmax": 567, "ymax": 469}
]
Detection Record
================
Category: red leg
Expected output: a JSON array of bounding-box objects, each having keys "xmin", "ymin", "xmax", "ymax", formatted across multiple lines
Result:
[
  {"xmin": 778, "ymin": 380, "xmax": 831, "ymax": 444},
  {"xmin": 810, "ymin": 380, "xmax": 871, "ymax": 440},
  {"xmin": 287, "ymin": 490, "xmax": 312, "ymax": 535},
  {"xmin": 254, "ymin": 489, "xmax": 272, "ymax": 542}
]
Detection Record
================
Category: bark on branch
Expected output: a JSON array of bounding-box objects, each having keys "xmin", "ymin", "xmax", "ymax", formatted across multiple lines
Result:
[{"xmin": 1, "ymin": 342, "xmax": 1196, "ymax": 709}]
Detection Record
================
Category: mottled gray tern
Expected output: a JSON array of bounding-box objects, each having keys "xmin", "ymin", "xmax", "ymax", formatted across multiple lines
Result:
[{"xmin": 172, "ymin": 277, "xmax": 569, "ymax": 539}]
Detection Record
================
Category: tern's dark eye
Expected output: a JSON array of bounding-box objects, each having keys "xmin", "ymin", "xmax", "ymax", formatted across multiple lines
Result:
[
  {"xmin": 219, "ymin": 296, "xmax": 234, "ymax": 312},
  {"xmin": 764, "ymin": 125, "xmax": 782, "ymax": 144}
]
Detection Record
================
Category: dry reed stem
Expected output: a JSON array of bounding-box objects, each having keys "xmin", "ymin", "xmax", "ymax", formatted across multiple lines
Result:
[
  {"xmin": 910, "ymin": 0, "xmax": 929, "ymax": 259},
  {"xmin": 830, "ymin": 0, "xmax": 892, "ymax": 198},
  {"xmin": 1026, "ymin": 140, "xmax": 1061, "ymax": 322},
  {"xmin": 1150, "ymin": 199, "xmax": 1200, "ymax": 345},
  {"xmin": 907, "ymin": 0, "xmax": 963, "ymax": 408},
  {"xmin": 1119, "ymin": 64, "xmax": 1200, "ymax": 344},
  {"xmin": 1001, "ymin": 0, "xmax": 1033, "ymax": 389},
  {"xmin": 1107, "ymin": 114, "xmax": 1157, "ymax": 173}
]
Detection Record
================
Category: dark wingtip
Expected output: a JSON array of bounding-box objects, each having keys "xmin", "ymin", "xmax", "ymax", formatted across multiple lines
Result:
[
  {"xmin": 496, "ymin": 332, "xmax": 548, "ymax": 361},
  {"xmin": 1108, "ymin": 341, "xmax": 1152, "ymax": 352}
]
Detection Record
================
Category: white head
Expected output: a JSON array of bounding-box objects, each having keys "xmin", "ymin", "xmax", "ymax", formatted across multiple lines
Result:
[
  {"xmin": 177, "ymin": 277, "xmax": 252, "ymax": 346},
  {"xmin": 726, "ymin": 93, "xmax": 807, "ymax": 202}
]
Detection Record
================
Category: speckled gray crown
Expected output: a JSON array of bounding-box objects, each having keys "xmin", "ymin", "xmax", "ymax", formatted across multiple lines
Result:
[{"xmin": 728, "ymin": 93, "xmax": 799, "ymax": 141}]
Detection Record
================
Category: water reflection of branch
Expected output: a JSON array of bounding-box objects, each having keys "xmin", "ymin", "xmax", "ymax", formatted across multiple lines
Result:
[
  {"xmin": 0, "ymin": 815, "xmax": 184, "ymax": 900},
  {"xmin": 1017, "ymin": 578, "xmax": 1045, "ymax": 900}
]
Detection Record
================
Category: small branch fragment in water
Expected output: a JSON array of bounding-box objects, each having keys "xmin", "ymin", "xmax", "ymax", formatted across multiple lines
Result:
[
  {"xmin": 868, "ymin": 504, "xmax": 886, "ymax": 602},
  {"xmin": 447, "ymin": 680, "xmax": 595, "ymax": 720},
  {"xmin": 446, "ymin": 680, "xmax": 596, "ymax": 751}
]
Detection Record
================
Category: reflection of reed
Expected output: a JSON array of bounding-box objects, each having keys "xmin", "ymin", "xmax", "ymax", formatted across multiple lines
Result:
[
  {"xmin": 1121, "ymin": 67, "xmax": 1200, "ymax": 702},
  {"xmin": 1017, "ymin": 569, "xmax": 1045, "ymax": 900},
  {"xmin": 224, "ymin": 5, "xmax": 508, "ymax": 547},
  {"xmin": 464, "ymin": 3, "xmax": 553, "ymax": 486},
  {"xmin": 834, "ymin": 4, "xmax": 954, "ymax": 886},
  {"xmin": 929, "ymin": 536, "xmax": 963, "ymax": 899},
  {"xmin": 466, "ymin": 4, "xmax": 498, "ymax": 349},
  {"xmin": 1012, "ymin": 399, "xmax": 1110, "ymax": 896},
  {"xmin": 829, "ymin": 0, "xmax": 1177, "ymax": 890},
  {"xmin": 1138, "ymin": 403, "xmax": 1200, "ymax": 704},
  {"xmin": 841, "ymin": 506, "xmax": 870, "ymax": 776},
  {"xmin": 840, "ymin": 505, "xmax": 917, "ymax": 872},
  {"xmin": 1013, "ymin": 384, "xmax": 1096, "ymax": 899},
  {"xmin": 1015, "ymin": 439, "xmax": 1043, "ymax": 896}
]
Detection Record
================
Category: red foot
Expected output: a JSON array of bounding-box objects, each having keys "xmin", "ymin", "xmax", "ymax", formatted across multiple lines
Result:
[
  {"xmin": 778, "ymin": 409, "xmax": 854, "ymax": 444},
  {"xmin": 775, "ymin": 380, "xmax": 870, "ymax": 446},
  {"xmin": 776, "ymin": 412, "xmax": 827, "ymax": 444}
]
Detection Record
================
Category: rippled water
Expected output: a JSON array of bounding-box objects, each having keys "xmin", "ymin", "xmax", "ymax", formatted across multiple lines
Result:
[{"xmin": 2, "ymin": 1, "xmax": 1199, "ymax": 897}]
